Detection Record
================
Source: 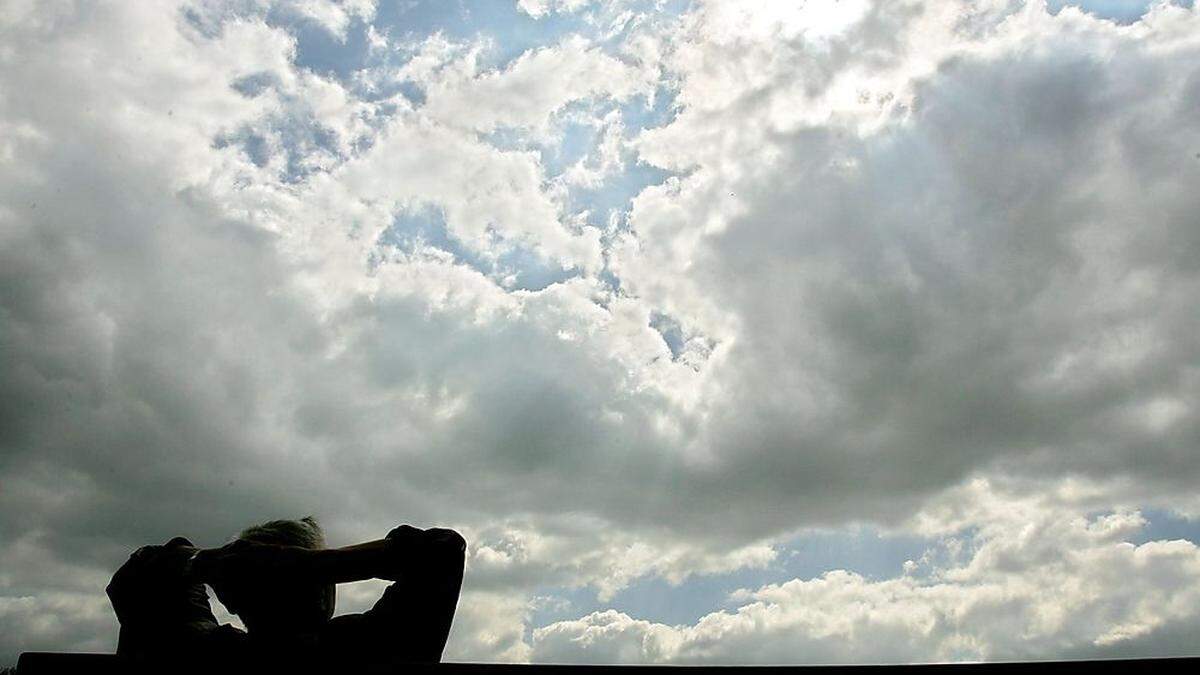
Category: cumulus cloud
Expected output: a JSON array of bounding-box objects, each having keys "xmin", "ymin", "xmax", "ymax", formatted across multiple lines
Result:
[
  {"xmin": 466, "ymin": 515, "xmax": 776, "ymax": 601},
  {"xmin": 2, "ymin": 0, "xmax": 1199, "ymax": 666},
  {"xmin": 280, "ymin": 0, "xmax": 376, "ymax": 40},
  {"xmin": 422, "ymin": 35, "xmax": 653, "ymax": 134},
  {"xmin": 616, "ymin": 0, "xmax": 1200, "ymax": 534},
  {"xmin": 532, "ymin": 481, "xmax": 1200, "ymax": 664}
]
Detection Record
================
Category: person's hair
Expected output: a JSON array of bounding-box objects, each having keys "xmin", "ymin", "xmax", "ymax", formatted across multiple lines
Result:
[
  {"xmin": 226, "ymin": 516, "xmax": 335, "ymax": 632},
  {"xmin": 238, "ymin": 515, "xmax": 326, "ymax": 550}
]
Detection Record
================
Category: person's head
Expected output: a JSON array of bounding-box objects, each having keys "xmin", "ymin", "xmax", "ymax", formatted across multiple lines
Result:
[{"xmin": 215, "ymin": 516, "xmax": 336, "ymax": 635}]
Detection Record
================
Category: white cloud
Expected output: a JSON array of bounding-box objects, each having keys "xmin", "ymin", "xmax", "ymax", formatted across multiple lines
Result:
[
  {"xmin": 422, "ymin": 36, "xmax": 653, "ymax": 134},
  {"xmin": 183, "ymin": 0, "xmax": 377, "ymax": 41},
  {"xmin": 337, "ymin": 118, "xmax": 604, "ymax": 273},
  {"xmin": 516, "ymin": 0, "xmax": 598, "ymax": 20},
  {"xmin": 444, "ymin": 590, "xmax": 533, "ymax": 663},
  {"xmin": 614, "ymin": 0, "xmax": 1200, "ymax": 534},
  {"xmin": 464, "ymin": 515, "xmax": 776, "ymax": 601},
  {"xmin": 280, "ymin": 0, "xmax": 377, "ymax": 40},
  {"xmin": 532, "ymin": 482, "xmax": 1200, "ymax": 664},
  {"xmin": 559, "ymin": 109, "xmax": 628, "ymax": 189}
]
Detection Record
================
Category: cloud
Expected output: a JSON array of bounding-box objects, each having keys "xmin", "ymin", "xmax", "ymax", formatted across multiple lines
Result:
[
  {"xmin": 464, "ymin": 515, "xmax": 776, "ymax": 601},
  {"xmin": 444, "ymin": 590, "xmax": 533, "ymax": 662},
  {"xmin": 183, "ymin": 0, "xmax": 377, "ymax": 41},
  {"xmin": 279, "ymin": 0, "xmax": 377, "ymax": 40},
  {"xmin": 2, "ymin": 0, "xmax": 1200, "ymax": 665},
  {"xmin": 532, "ymin": 482, "xmax": 1200, "ymax": 664},
  {"xmin": 516, "ymin": 0, "xmax": 597, "ymax": 20},
  {"xmin": 616, "ymin": 0, "xmax": 1200, "ymax": 534},
  {"xmin": 418, "ymin": 34, "xmax": 654, "ymax": 135}
]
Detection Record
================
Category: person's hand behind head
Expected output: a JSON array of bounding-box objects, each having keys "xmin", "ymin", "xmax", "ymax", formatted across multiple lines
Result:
[
  {"xmin": 195, "ymin": 538, "xmax": 319, "ymax": 628},
  {"xmin": 194, "ymin": 539, "xmax": 306, "ymax": 586},
  {"xmin": 107, "ymin": 536, "xmax": 213, "ymax": 627}
]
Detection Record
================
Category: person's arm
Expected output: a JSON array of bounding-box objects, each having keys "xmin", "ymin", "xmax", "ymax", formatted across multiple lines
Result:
[
  {"xmin": 192, "ymin": 525, "xmax": 466, "ymax": 587},
  {"xmin": 307, "ymin": 525, "xmax": 466, "ymax": 584},
  {"xmin": 106, "ymin": 537, "xmax": 223, "ymax": 657},
  {"xmin": 326, "ymin": 526, "xmax": 467, "ymax": 663}
]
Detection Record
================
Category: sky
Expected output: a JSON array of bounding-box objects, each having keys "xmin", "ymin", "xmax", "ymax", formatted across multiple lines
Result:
[{"xmin": 2, "ymin": 0, "xmax": 1200, "ymax": 666}]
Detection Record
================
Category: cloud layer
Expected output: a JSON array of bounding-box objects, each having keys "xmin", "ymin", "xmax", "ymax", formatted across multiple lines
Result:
[
  {"xmin": 533, "ymin": 480, "xmax": 1200, "ymax": 663},
  {"xmin": 2, "ymin": 0, "xmax": 1199, "ymax": 666}
]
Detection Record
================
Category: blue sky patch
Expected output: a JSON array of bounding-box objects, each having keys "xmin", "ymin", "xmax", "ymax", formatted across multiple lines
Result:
[
  {"xmin": 1129, "ymin": 509, "xmax": 1200, "ymax": 545},
  {"xmin": 528, "ymin": 526, "xmax": 936, "ymax": 629},
  {"xmin": 378, "ymin": 205, "xmax": 579, "ymax": 291},
  {"xmin": 1048, "ymin": 0, "xmax": 1193, "ymax": 23}
]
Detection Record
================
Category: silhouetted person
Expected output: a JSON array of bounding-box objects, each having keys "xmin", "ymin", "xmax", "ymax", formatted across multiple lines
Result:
[{"xmin": 106, "ymin": 517, "xmax": 465, "ymax": 669}]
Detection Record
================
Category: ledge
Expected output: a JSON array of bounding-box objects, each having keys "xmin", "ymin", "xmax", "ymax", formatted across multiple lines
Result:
[{"xmin": 16, "ymin": 654, "xmax": 1200, "ymax": 675}]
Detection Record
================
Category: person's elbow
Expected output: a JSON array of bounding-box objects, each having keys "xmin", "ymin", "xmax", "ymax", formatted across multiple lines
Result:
[
  {"xmin": 423, "ymin": 528, "xmax": 466, "ymax": 572},
  {"xmin": 428, "ymin": 527, "xmax": 467, "ymax": 557},
  {"xmin": 386, "ymin": 524, "xmax": 467, "ymax": 570}
]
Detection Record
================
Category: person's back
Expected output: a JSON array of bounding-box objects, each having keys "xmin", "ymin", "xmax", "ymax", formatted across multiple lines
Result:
[{"xmin": 106, "ymin": 518, "xmax": 466, "ymax": 669}]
